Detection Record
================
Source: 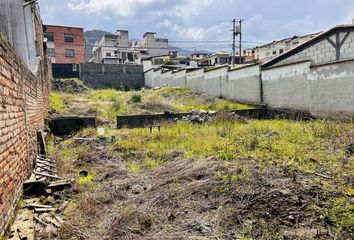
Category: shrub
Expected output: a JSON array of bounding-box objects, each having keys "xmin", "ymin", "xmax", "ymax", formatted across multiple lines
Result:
[{"xmin": 130, "ymin": 94, "xmax": 142, "ymax": 103}]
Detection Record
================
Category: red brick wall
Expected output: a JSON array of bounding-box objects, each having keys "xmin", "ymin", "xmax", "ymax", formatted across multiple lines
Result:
[
  {"xmin": 45, "ymin": 25, "xmax": 86, "ymax": 64},
  {"xmin": 0, "ymin": 11, "xmax": 50, "ymax": 236}
]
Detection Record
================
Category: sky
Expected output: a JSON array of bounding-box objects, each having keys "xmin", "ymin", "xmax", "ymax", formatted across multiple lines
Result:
[{"xmin": 38, "ymin": 0, "xmax": 354, "ymax": 52}]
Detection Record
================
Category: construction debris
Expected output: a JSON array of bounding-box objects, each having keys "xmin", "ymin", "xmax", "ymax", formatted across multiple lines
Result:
[
  {"xmin": 7, "ymin": 153, "xmax": 73, "ymax": 240},
  {"xmin": 52, "ymin": 78, "xmax": 87, "ymax": 93}
]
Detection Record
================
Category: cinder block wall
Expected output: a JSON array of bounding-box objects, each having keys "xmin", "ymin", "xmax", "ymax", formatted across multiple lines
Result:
[
  {"xmin": 0, "ymin": 21, "xmax": 50, "ymax": 236},
  {"xmin": 80, "ymin": 63, "xmax": 144, "ymax": 89},
  {"xmin": 262, "ymin": 61, "xmax": 312, "ymax": 111},
  {"xmin": 144, "ymin": 58, "xmax": 354, "ymax": 117}
]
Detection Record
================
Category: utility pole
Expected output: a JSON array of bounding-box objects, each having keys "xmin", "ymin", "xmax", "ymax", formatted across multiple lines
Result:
[
  {"xmin": 239, "ymin": 19, "xmax": 244, "ymax": 64},
  {"xmin": 232, "ymin": 19, "xmax": 236, "ymax": 66},
  {"xmin": 232, "ymin": 19, "xmax": 244, "ymax": 66}
]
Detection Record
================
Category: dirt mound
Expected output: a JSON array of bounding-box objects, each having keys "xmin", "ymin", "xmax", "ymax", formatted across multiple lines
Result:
[{"xmin": 52, "ymin": 79, "xmax": 87, "ymax": 93}]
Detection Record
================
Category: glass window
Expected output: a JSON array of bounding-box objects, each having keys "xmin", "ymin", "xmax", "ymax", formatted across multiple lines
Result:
[
  {"xmin": 44, "ymin": 32, "xmax": 54, "ymax": 42},
  {"xmin": 279, "ymin": 49, "xmax": 284, "ymax": 54},
  {"xmin": 48, "ymin": 48, "xmax": 55, "ymax": 57},
  {"xmin": 64, "ymin": 33, "xmax": 74, "ymax": 43},
  {"xmin": 106, "ymin": 52, "xmax": 112, "ymax": 57},
  {"xmin": 65, "ymin": 49, "xmax": 75, "ymax": 58}
]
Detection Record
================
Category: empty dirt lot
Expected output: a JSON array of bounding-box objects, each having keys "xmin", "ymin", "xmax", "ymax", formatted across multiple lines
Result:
[{"xmin": 41, "ymin": 84, "xmax": 354, "ymax": 239}]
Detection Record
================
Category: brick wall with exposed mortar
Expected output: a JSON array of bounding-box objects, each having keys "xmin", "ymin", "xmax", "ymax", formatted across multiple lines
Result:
[{"xmin": 0, "ymin": 13, "xmax": 50, "ymax": 236}]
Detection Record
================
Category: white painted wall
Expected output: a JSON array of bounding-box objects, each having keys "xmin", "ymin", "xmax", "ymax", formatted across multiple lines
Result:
[
  {"xmin": 171, "ymin": 70, "xmax": 187, "ymax": 87},
  {"xmin": 228, "ymin": 65, "xmax": 261, "ymax": 103},
  {"xmin": 161, "ymin": 71, "xmax": 173, "ymax": 86},
  {"xmin": 262, "ymin": 61, "xmax": 311, "ymax": 111},
  {"xmin": 308, "ymin": 60, "xmax": 354, "ymax": 117},
  {"xmin": 144, "ymin": 59, "xmax": 354, "ymax": 117},
  {"xmin": 186, "ymin": 69, "xmax": 205, "ymax": 93}
]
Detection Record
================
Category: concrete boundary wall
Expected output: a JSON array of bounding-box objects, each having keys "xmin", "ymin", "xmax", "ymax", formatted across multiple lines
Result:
[
  {"xmin": 171, "ymin": 70, "xmax": 187, "ymax": 87},
  {"xmin": 308, "ymin": 60, "xmax": 354, "ymax": 117},
  {"xmin": 161, "ymin": 71, "xmax": 173, "ymax": 86},
  {"xmin": 228, "ymin": 65, "xmax": 261, "ymax": 103},
  {"xmin": 144, "ymin": 59, "xmax": 354, "ymax": 117},
  {"xmin": 262, "ymin": 61, "xmax": 311, "ymax": 111},
  {"xmin": 186, "ymin": 69, "xmax": 205, "ymax": 93},
  {"xmin": 80, "ymin": 63, "xmax": 144, "ymax": 89}
]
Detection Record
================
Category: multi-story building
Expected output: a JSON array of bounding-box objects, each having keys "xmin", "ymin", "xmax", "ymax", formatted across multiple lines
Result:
[
  {"xmin": 131, "ymin": 32, "xmax": 169, "ymax": 58},
  {"xmin": 254, "ymin": 32, "xmax": 322, "ymax": 62},
  {"xmin": 190, "ymin": 52, "xmax": 209, "ymax": 61},
  {"xmin": 199, "ymin": 52, "xmax": 230, "ymax": 66},
  {"xmin": 92, "ymin": 30, "xmax": 133, "ymax": 64},
  {"xmin": 44, "ymin": 25, "xmax": 86, "ymax": 64}
]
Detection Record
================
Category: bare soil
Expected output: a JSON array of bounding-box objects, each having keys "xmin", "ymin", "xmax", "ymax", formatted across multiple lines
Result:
[{"xmin": 53, "ymin": 139, "xmax": 352, "ymax": 240}]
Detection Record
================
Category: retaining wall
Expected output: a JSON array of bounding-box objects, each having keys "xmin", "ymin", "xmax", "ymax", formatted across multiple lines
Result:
[
  {"xmin": 0, "ymin": 23, "xmax": 50, "ymax": 236},
  {"xmin": 80, "ymin": 63, "xmax": 144, "ymax": 89}
]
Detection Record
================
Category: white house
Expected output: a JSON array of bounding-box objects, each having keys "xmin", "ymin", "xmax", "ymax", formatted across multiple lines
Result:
[{"xmin": 92, "ymin": 30, "xmax": 133, "ymax": 64}]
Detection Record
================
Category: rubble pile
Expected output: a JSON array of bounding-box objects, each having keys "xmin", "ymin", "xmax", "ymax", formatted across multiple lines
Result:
[
  {"xmin": 179, "ymin": 110, "xmax": 216, "ymax": 123},
  {"xmin": 52, "ymin": 79, "xmax": 87, "ymax": 93},
  {"xmin": 7, "ymin": 155, "xmax": 72, "ymax": 239}
]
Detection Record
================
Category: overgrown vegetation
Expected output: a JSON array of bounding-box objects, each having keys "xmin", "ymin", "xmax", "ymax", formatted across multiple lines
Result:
[
  {"xmin": 45, "ymin": 86, "xmax": 354, "ymax": 239},
  {"xmin": 48, "ymin": 117, "xmax": 354, "ymax": 239},
  {"xmin": 48, "ymin": 86, "xmax": 254, "ymax": 123}
]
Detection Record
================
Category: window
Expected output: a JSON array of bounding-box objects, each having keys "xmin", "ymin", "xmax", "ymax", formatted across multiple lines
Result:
[
  {"xmin": 65, "ymin": 49, "xmax": 75, "ymax": 58},
  {"xmin": 273, "ymin": 51, "xmax": 277, "ymax": 55},
  {"xmin": 44, "ymin": 32, "xmax": 54, "ymax": 42},
  {"xmin": 114, "ymin": 51, "xmax": 118, "ymax": 56},
  {"xmin": 279, "ymin": 49, "xmax": 284, "ymax": 54},
  {"xmin": 106, "ymin": 52, "xmax": 112, "ymax": 57},
  {"xmin": 48, "ymin": 48, "xmax": 55, "ymax": 57},
  {"xmin": 64, "ymin": 33, "xmax": 74, "ymax": 43},
  {"xmin": 292, "ymin": 39, "xmax": 299, "ymax": 45}
]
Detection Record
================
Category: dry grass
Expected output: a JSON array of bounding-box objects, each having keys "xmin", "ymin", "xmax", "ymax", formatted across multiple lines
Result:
[
  {"xmin": 46, "ymin": 117, "xmax": 354, "ymax": 240},
  {"xmin": 48, "ymin": 86, "xmax": 254, "ymax": 124}
]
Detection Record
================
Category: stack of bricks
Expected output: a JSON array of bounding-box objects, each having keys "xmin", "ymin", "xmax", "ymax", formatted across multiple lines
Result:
[{"xmin": 0, "ymin": 12, "xmax": 50, "ymax": 236}]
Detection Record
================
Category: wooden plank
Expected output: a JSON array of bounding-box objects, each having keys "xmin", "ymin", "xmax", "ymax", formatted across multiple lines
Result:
[
  {"xmin": 34, "ymin": 216, "xmax": 49, "ymax": 226},
  {"xmin": 33, "ymin": 171, "xmax": 61, "ymax": 180},
  {"xmin": 27, "ymin": 204, "xmax": 53, "ymax": 209},
  {"xmin": 34, "ymin": 208, "xmax": 55, "ymax": 213},
  {"xmin": 36, "ymin": 160, "xmax": 55, "ymax": 168}
]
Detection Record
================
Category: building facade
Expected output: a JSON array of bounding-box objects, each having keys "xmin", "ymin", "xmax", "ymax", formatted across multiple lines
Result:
[
  {"xmin": 44, "ymin": 25, "xmax": 86, "ymax": 64},
  {"xmin": 92, "ymin": 30, "xmax": 133, "ymax": 64},
  {"xmin": 131, "ymin": 32, "xmax": 169, "ymax": 58},
  {"xmin": 254, "ymin": 32, "xmax": 321, "ymax": 63}
]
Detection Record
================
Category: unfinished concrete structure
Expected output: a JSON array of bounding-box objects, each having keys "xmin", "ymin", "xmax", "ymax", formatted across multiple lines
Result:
[{"xmin": 92, "ymin": 30, "xmax": 132, "ymax": 64}]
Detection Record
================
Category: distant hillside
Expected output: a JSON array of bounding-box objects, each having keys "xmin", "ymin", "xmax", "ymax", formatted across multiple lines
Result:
[
  {"xmin": 84, "ymin": 29, "xmax": 211, "ymax": 59},
  {"xmin": 85, "ymin": 29, "xmax": 112, "ymax": 60}
]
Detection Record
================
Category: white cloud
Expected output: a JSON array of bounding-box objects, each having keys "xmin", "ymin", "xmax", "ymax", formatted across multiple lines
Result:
[
  {"xmin": 69, "ymin": 0, "xmax": 154, "ymax": 17},
  {"xmin": 69, "ymin": 0, "xmax": 215, "ymax": 18}
]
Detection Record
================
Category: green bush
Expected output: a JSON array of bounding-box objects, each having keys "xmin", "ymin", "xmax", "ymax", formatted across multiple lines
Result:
[{"xmin": 130, "ymin": 94, "xmax": 142, "ymax": 103}]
